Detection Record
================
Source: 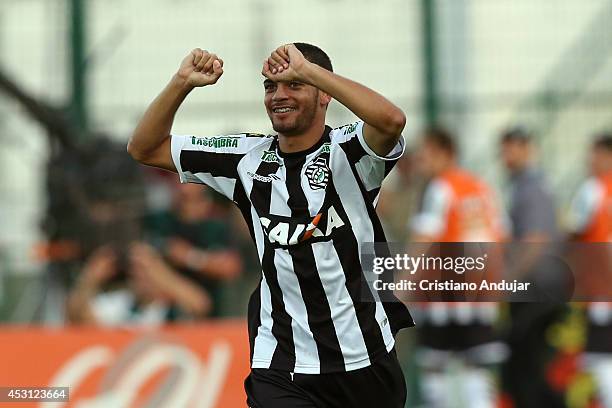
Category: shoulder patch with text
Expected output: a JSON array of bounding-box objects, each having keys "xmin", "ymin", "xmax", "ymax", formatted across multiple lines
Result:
[
  {"xmin": 342, "ymin": 122, "xmax": 359, "ymax": 135},
  {"xmin": 261, "ymin": 150, "xmax": 283, "ymax": 165},
  {"xmin": 190, "ymin": 136, "xmax": 240, "ymax": 149}
]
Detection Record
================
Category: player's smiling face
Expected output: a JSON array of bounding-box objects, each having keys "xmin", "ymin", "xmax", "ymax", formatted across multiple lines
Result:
[{"xmin": 264, "ymin": 79, "xmax": 320, "ymax": 136}]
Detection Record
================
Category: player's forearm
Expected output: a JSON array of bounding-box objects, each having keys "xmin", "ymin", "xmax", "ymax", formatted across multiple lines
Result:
[
  {"xmin": 127, "ymin": 75, "xmax": 192, "ymax": 162},
  {"xmin": 302, "ymin": 64, "xmax": 406, "ymax": 137}
]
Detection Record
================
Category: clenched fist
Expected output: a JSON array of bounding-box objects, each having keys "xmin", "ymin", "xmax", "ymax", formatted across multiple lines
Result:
[
  {"xmin": 262, "ymin": 44, "xmax": 310, "ymax": 83},
  {"xmin": 177, "ymin": 48, "xmax": 224, "ymax": 88}
]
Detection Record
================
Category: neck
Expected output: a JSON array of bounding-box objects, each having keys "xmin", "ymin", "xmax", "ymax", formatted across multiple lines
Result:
[{"xmin": 277, "ymin": 120, "xmax": 326, "ymax": 154}]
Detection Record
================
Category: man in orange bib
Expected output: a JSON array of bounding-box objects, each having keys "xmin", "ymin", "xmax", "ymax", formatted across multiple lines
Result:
[
  {"xmin": 567, "ymin": 133, "xmax": 612, "ymax": 407},
  {"xmin": 410, "ymin": 128, "xmax": 508, "ymax": 408}
]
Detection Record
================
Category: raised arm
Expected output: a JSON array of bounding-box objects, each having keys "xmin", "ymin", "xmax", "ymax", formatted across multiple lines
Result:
[
  {"xmin": 263, "ymin": 44, "xmax": 406, "ymax": 156},
  {"xmin": 127, "ymin": 48, "xmax": 224, "ymax": 170}
]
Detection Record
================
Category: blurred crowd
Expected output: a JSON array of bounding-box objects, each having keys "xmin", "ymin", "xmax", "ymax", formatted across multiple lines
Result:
[
  {"xmin": 38, "ymin": 138, "xmax": 258, "ymax": 327},
  {"xmin": 31, "ymin": 125, "xmax": 612, "ymax": 407}
]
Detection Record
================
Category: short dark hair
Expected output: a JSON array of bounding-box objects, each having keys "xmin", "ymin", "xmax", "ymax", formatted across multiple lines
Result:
[
  {"xmin": 500, "ymin": 125, "xmax": 532, "ymax": 144},
  {"xmin": 423, "ymin": 127, "xmax": 457, "ymax": 156},
  {"xmin": 593, "ymin": 132, "xmax": 612, "ymax": 152},
  {"xmin": 294, "ymin": 42, "xmax": 333, "ymax": 72}
]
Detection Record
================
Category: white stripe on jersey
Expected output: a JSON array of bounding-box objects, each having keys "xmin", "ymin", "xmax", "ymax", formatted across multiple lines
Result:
[
  {"xmin": 311, "ymin": 241, "xmax": 371, "ymax": 370},
  {"xmin": 331, "ymin": 146, "xmax": 395, "ymax": 352},
  {"xmin": 251, "ymin": 275, "xmax": 277, "ymax": 368},
  {"xmin": 274, "ymin": 248, "xmax": 321, "ymax": 373},
  {"xmin": 269, "ymin": 164, "xmax": 291, "ymax": 217},
  {"xmin": 355, "ymin": 154, "xmax": 387, "ymax": 192}
]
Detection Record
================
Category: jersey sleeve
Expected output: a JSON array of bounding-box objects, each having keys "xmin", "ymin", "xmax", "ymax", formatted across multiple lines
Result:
[
  {"xmin": 566, "ymin": 178, "xmax": 603, "ymax": 234},
  {"xmin": 171, "ymin": 133, "xmax": 263, "ymax": 200},
  {"xmin": 332, "ymin": 121, "xmax": 406, "ymax": 196},
  {"xmin": 410, "ymin": 179, "xmax": 453, "ymax": 239}
]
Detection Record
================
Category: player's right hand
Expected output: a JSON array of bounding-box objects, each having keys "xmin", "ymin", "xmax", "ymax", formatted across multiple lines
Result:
[{"xmin": 177, "ymin": 48, "xmax": 224, "ymax": 88}]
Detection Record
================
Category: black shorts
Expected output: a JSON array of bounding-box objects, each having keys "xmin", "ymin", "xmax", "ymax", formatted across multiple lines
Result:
[{"xmin": 244, "ymin": 350, "xmax": 407, "ymax": 408}]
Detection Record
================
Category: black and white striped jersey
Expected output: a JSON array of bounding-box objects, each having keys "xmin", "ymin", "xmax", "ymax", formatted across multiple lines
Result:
[{"xmin": 171, "ymin": 121, "xmax": 414, "ymax": 374}]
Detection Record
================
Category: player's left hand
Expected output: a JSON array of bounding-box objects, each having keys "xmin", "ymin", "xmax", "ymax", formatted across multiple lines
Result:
[{"xmin": 262, "ymin": 44, "xmax": 310, "ymax": 83}]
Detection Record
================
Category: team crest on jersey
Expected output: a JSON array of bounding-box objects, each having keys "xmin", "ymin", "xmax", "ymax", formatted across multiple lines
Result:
[{"xmin": 305, "ymin": 157, "xmax": 330, "ymax": 190}]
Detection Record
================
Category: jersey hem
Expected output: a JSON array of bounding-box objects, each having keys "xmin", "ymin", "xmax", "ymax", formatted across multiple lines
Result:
[{"xmin": 250, "ymin": 338, "xmax": 396, "ymax": 374}]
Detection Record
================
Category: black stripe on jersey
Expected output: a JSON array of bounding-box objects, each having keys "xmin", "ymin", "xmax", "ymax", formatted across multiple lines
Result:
[
  {"xmin": 248, "ymin": 139, "xmax": 296, "ymax": 370},
  {"xmin": 249, "ymin": 140, "xmax": 281, "ymax": 218},
  {"xmin": 366, "ymin": 187, "xmax": 381, "ymax": 206},
  {"xmin": 338, "ymin": 143, "xmax": 415, "ymax": 335},
  {"xmin": 247, "ymin": 279, "xmax": 262, "ymax": 362},
  {"xmin": 233, "ymin": 180, "xmax": 261, "ymax": 357},
  {"xmin": 338, "ymin": 135, "xmax": 368, "ymax": 165},
  {"xmin": 384, "ymin": 160, "xmax": 396, "ymax": 177},
  {"xmin": 262, "ymin": 244, "xmax": 297, "ymax": 369},
  {"xmin": 337, "ymin": 132, "xmax": 402, "ymax": 173},
  {"xmin": 284, "ymin": 150, "xmax": 345, "ymax": 372},
  {"xmin": 180, "ymin": 151, "xmax": 243, "ymax": 179},
  {"xmin": 232, "ymin": 181, "xmax": 255, "ymax": 242},
  {"xmin": 325, "ymin": 179, "xmax": 388, "ymax": 357}
]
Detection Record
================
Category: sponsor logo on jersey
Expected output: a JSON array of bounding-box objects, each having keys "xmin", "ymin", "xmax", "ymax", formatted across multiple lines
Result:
[
  {"xmin": 305, "ymin": 157, "xmax": 330, "ymax": 190},
  {"xmin": 259, "ymin": 206, "xmax": 345, "ymax": 245},
  {"xmin": 342, "ymin": 122, "xmax": 359, "ymax": 135},
  {"xmin": 247, "ymin": 171, "xmax": 281, "ymax": 183},
  {"xmin": 321, "ymin": 142, "xmax": 331, "ymax": 154},
  {"xmin": 261, "ymin": 150, "xmax": 282, "ymax": 165},
  {"xmin": 190, "ymin": 136, "xmax": 240, "ymax": 148}
]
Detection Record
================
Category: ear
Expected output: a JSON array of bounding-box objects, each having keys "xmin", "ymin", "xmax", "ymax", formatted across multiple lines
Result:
[{"xmin": 319, "ymin": 91, "xmax": 332, "ymax": 108}]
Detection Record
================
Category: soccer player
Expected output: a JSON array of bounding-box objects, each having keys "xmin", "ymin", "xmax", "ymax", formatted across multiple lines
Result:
[
  {"xmin": 409, "ymin": 127, "xmax": 507, "ymax": 408},
  {"xmin": 499, "ymin": 127, "xmax": 567, "ymax": 408},
  {"xmin": 127, "ymin": 43, "xmax": 414, "ymax": 407},
  {"xmin": 566, "ymin": 133, "xmax": 612, "ymax": 407}
]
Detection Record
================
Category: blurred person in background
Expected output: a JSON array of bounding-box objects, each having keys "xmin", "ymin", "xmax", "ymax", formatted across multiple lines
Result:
[
  {"xmin": 52, "ymin": 139, "xmax": 213, "ymax": 326},
  {"xmin": 145, "ymin": 182, "xmax": 242, "ymax": 317},
  {"xmin": 409, "ymin": 127, "xmax": 507, "ymax": 408},
  {"xmin": 66, "ymin": 242, "xmax": 211, "ymax": 326},
  {"xmin": 566, "ymin": 132, "xmax": 612, "ymax": 407},
  {"xmin": 567, "ymin": 133, "xmax": 612, "ymax": 242},
  {"xmin": 41, "ymin": 137, "xmax": 148, "ymax": 324},
  {"xmin": 376, "ymin": 149, "xmax": 426, "ymax": 402},
  {"xmin": 377, "ymin": 149, "xmax": 426, "ymax": 244},
  {"xmin": 498, "ymin": 127, "xmax": 567, "ymax": 408},
  {"xmin": 499, "ymin": 126, "xmax": 558, "ymax": 243},
  {"xmin": 411, "ymin": 128, "xmax": 506, "ymax": 243}
]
